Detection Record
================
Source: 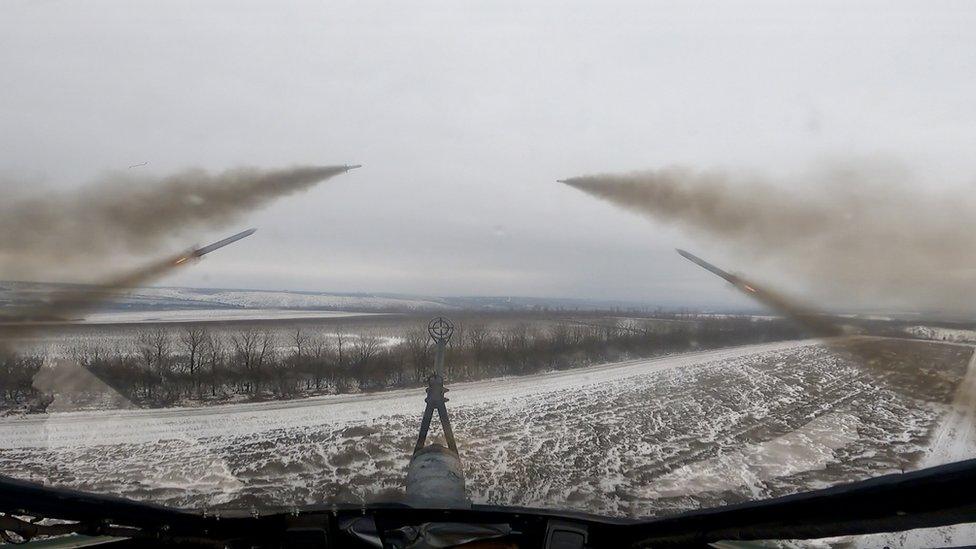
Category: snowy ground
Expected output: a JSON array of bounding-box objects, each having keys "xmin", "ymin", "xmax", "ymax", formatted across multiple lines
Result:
[
  {"xmin": 79, "ymin": 309, "xmax": 384, "ymax": 324},
  {"xmin": 1, "ymin": 281, "xmax": 664, "ymax": 314},
  {"xmin": 134, "ymin": 288, "xmax": 451, "ymax": 311},
  {"xmin": 0, "ymin": 338, "xmax": 971, "ymax": 537},
  {"xmin": 849, "ymin": 346, "xmax": 976, "ymax": 548},
  {"xmin": 905, "ymin": 324, "xmax": 976, "ymax": 344}
]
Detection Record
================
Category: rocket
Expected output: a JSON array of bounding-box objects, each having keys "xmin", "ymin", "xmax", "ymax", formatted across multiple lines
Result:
[
  {"xmin": 174, "ymin": 228, "xmax": 256, "ymax": 265},
  {"xmin": 676, "ymin": 249, "xmax": 758, "ymax": 294},
  {"xmin": 192, "ymin": 228, "xmax": 256, "ymax": 257}
]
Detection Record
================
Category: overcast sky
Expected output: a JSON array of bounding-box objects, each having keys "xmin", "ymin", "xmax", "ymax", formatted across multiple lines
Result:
[{"xmin": 3, "ymin": 1, "xmax": 976, "ymax": 308}]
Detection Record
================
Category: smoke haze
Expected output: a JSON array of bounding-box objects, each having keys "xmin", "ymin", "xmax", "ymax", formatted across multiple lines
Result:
[
  {"xmin": 561, "ymin": 165, "xmax": 975, "ymax": 313},
  {"xmin": 0, "ymin": 165, "xmax": 353, "ymax": 279},
  {"xmin": 2, "ymin": 252, "xmax": 205, "ymax": 326}
]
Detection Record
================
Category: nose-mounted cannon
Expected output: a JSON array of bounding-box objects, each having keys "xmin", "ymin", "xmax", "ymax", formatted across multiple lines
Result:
[{"xmin": 406, "ymin": 317, "xmax": 468, "ymax": 507}]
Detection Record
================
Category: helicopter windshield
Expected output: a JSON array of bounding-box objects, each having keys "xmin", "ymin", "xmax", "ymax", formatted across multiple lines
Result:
[{"xmin": 2, "ymin": 2, "xmax": 976, "ymax": 547}]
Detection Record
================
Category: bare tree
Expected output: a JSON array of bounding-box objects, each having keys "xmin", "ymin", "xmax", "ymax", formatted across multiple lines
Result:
[
  {"xmin": 268, "ymin": 330, "xmax": 297, "ymax": 397},
  {"xmin": 332, "ymin": 326, "xmax": 348, "ymax": 392},
  {"xmin": 258, "ymin": 329, "xmax": 276, "ymax": 370},
  {"xmin": 0, "ymin": 348, "xmax": 43, "ymax": 407},
  {"xmin": 231, "ymin": 328, "xmax": 262, "ymax": 394},
  {"xmin": 353, "ymin": 332, "xmax": 381, "ymax": 390},
  {"xmin": 70, "ymin": 338, "xmax": 107, "ymax": 370},
  {"xmin": 138, "ymin": 328, "xmax": 172, "ymax": 373},
  {"xmin": 292, "ymin": 328, "xmax": 311, "ymax": 362},
  {"xmin": 136, "ymin": 328, "xmax": 171, "ymax": 399},
  {"xmin": 403, "ymin": 329, "xmax": 432, "ymax": 383},
  {"xmin": 334, "ymin": 327, "xmax": 345, "ymax": 367},
  {"xmin": 549, "ymin": 323, "xmax": 569, "ymax": 347},
  {"xmin": 466, "ymin": 323, "xmax": 491, "ymax": 377},
  {"xmin": 500, "ymin": 323, "xmax": 532, "ymax": 375},
  {"xmin": 179, "ymin": 325, "xmax": 207, "ymax": 395},
  {"xmin": 388, "ymin": 345, "xmax": 407, "ymax": 387},
  {"xmin": 309, "ymin": 337, "xmax": 331, "ymax": 391},
  {"xmin": 203, "ymin": 332, "xmax": 226, "ymax": 397},
  {"xmin": 290, "ymin": 328, "xmax": 312, "ymax": 388}
]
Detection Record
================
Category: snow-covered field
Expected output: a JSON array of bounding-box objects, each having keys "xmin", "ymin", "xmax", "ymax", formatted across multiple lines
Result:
[
  {"xmin": 850, "ymin": 347, "xmax": 976, "ymax": 548},
  {"xmin": 135, "ymin": 288, "xmax": 452, "ymax": 311},
  {"xmin": 905, "ymin": 324, "xmax": 976, "ymax": 343},
  {"xmin": 0, "ymin": 281, "xmax": 454, "ymax": 312},
  {"xmin": 78, "ymin": 309, "xmax": 384, "ymax": 324},
  {"xmin": 1, "ymin": 281, "xmax": 661, "ymax": 314},
  {"xmin": 0, "ymin": 338, "xmax": 971, "ymax": 539}
]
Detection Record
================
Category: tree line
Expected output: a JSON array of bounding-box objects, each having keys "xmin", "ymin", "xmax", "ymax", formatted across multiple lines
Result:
[{"xmin": 1, "ymin": 316, "xmax": 803, "ymax": 412}]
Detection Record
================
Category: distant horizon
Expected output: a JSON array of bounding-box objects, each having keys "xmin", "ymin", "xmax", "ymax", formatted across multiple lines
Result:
[
  {"xmin": 1, "ymin": 278, "xmax": 949, "ymax": 319},
  {"xmin": 1, "ymin": 278, "xmax": 767, "ymax": 313}
]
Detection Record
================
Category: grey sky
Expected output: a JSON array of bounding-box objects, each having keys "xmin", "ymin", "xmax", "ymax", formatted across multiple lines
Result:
[{"xmin": 3, "ymin": 1, "xmax": 976, "ymax": 308}]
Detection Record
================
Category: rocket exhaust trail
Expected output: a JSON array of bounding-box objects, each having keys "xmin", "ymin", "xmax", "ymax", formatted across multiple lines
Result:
[
  {"xmin": 558, "ymin": 164, "xmax": 976, "ymax": 314},
  {"xmin": 674, "ymin": 249, "xmax": 908, "ymax": 390},
  {"xmin": 1, "ymin": 164, "xmax": 360, "ymax": 279},
  {"xmin": 0, "ymin": 229, "xmax": 256, "ymax": 327}
]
